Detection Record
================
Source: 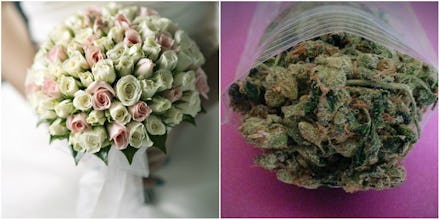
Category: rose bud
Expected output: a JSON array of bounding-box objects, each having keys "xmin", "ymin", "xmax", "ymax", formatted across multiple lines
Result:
[
  {"xmin": 46, "ymin": 46, "xmax": 67, "ymax": 63},
  {"xmin": 128, "ymin": 101, "xmax": 152, "ymax": 122},
  {"xmin": 107, "ymin": 122, "xmax": 129, "ymax": 150},
  {"xmin": 156, "ymin": 32, "xmax": 174, "ymax": 50},
  {"xmin": 86, "ymin": 81, "xmax": 116, "ymax": 110},
  {"xmin": 42, "ymin": 77, "xmax": 61, "ymax": 98},
  {"xmin": 67, "ymin": 113, "xmax": 90, "ymax": 133},
  {"xmin": 195, "ymin": 67, "xmax": 210, "ymax": 99},
  {"xmin": 123, "ymin": 28, "xmax": 142, "ymax": 46},
  {"xmin": 134, "ymin": 58, "xmax": 154, "ymax": 79}
]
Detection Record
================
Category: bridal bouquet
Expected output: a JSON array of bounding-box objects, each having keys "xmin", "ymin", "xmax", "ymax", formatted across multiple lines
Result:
[{"xmin": 25, "ymin": 4, "xmax": 209, "ymax": 164}]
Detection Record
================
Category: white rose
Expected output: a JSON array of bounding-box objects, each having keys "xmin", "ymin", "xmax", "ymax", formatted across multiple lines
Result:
[
  {"xmin": 79, "ymin": 126, "xmax": 109, "ymax": 153},
  {"xmin": 157, "ymin": 50, "xmax": 177, "ymax": 70},
  {"xmin": 173, "ymin": 70, "xmax": 196, "ymax": 91},
  {"xmin": 58, "ymin": 75, "xmax": 79, "ymax": 97},
  {"xmin": 115, "ymin": 55, "xmax": 134, "ymax": 76},
  {"xmin": 163, "ymin": 107, "xmax": 183, "ymax": 127},
  {"xmin": 175, "ymin": 91, "xmax": 201, "ymax": 117},
  {"xmin": 149, "ymin": 97, "xmax": 171, "ymax": 113},
  {"xmin": 151, "ymin": 17, "xmax": 176, "ymax": 33},
  {"xmin": 144, "ymin": 115, "xmax": 166, "ymax": 135},
  {"xmin": 152, "ymin": 69, "xmax": 173, "ymax": 92},
  {"xmin": 37, "ymin": 98, "xmax": 58, "ymax": 120},
  {"xmin": 54, "ymin": 99, "xmax": 75, "ymax": 118},
  {"xmin": 86, "ymin": 110, "xmax": 106, "ymax": 125},
  {"xmin": 176, "ymin": 50, "xmax": 194, "ymax": 72},
  {"xmin": 126, "ymin": 44, "xmax": 144, "ymax": 64},
  {"xmin": 142, "ymin": 36, "xmax": 161, "ymax": 61},
  {"xmin": 115, "ymin": 75, "xmax": 142, "ymax": 106},
  {"xmin": 140, "ymin": 79, "xmax": 159, "ymax": 100},
  {"xmin": 106, "ymin": 43, "xmax": 127, "ymax": 63},
  {"xmin": 64, "ymin": 14, "xmax": 85, "ymax": 33},
  {"xmin": 92, "ymin": 59, "xmax": 116, "ymax": 84},
  {"xmin": 48, "ymin": 63, "xmax": 66, "ymax": 78},
  {"xmin": 63, "ymin": 51, "xmax": 89, "ymax": 77},
  {"xmin": 127, "ymin": 121, "xmax": 153, "ymax": 148},
  {"xmin": 94, "ymin": 37, "xmax": 115, "ymax": 52},
  {"xmin": 138, "ymin": 20, "xmax": 158, "ymax": 39},
  {"xmin": 66, "ymin": 41, "xmax": 84, "ymax": 57},
  {"xmin": 73, "ymin": 90, "xmax": 93, "ymax": 111},
  {"xmin": 49, "ymin": 118, "xmax": 69, "ymax": 136},
  {"xmin": 78, "ymin": 71, "xmax": 94, "ymax": 87},
  {"xmin": 69, "ymin": 132, "xmax": 83, "ymax": 152},
  {"xmin": 74, "ymin": 28, "xmax": 94, "ymax": 44},
  {"xmin": 49, "ymin": 25, "xmax": 72, "ymax": 46},
  {"xmin": 109, "ymin": 101, "xmax": 131, "ymax": 125}
]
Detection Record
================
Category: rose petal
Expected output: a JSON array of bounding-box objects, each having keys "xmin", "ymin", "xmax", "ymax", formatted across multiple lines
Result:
[
  {"xmin": 129, "ymin": 101, "xmax": 152, "ymax": 122},
  {"xmin": 115, "ymin": 13, "xmax": 131, "ymax": 28},
  {"xmin": 46, "ymin": 46, "xmax": 67, "ymax": 63},
  {"xmin": 139, "ymin": 7, "xmax": 158, "ymax": 16},
  {"xmin": 86, "ymin": 81, "xmax": 115, "ymax": 96},
  {"xmin": 84, "ymin": 45, "xmax": 105, "ymax": 68},
  {"xmin": 195, "ymin": 67, "xmax": 209, "ymax": 99},
  {"xmin": 156, "ymin": 32, "xmax": 174, "ymax": 50},
  {"xmin": 67, "ymin": 113, "xmax": 90, "ymax": 133},
  {"xmin": 42, "ymin": 77, "xmax": 61, "ymax": 98},
  {"xmin": 107, "ymin": 122, "xmax": 129, "ymax": 149},
  {"xmin": 123, "ymin": 28, "xmax": 142, "ymax": 46}
]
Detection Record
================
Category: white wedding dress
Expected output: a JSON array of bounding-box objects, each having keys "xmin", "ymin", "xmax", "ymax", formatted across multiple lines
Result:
[{"xmin": 1, "ymin": 2, "xmax": 218, "ymax": 218}]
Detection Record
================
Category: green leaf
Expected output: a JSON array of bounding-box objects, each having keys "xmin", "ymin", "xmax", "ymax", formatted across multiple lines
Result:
[
  {"xmin": 182, "ymin": 114, "xmax": 196, "ymax": 126},
  {"xmin": 150, "ymin": 132, "xmax": 167, "ymax": 154},
  {"xmin": 49, "ymin": 134, "xmax": 70, "ymax": 144},
  {"xmin": 95, "ymin": 146, "xmax": 111, "ymax": 165},
  {"xmin": 70, "ymin": 145, "xmax": 85, "ymax": 166},
  {"xmin": 121, "ymin": 146, "xmax": 140, "ymax": 165},
  {"xmin": 36, "ymin": 118, "xmax": 55, "ymax": 127}
]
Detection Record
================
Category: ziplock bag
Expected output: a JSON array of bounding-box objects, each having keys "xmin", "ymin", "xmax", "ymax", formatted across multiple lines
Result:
[
  {"xmin": 222, "ymin": 2, "xmax": 437, "ymax": 192},
  {"xmin": 222, "ymin": 2, "xmax": 437, "ymax": 125}
]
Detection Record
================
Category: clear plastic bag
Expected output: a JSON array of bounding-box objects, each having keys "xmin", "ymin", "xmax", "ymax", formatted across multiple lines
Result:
[{"xmin": 222, "ymin": 2, "xmax": 437, "ymax": 125}]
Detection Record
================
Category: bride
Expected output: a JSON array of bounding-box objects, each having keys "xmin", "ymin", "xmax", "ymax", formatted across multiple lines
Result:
[{"xmin": 1, "ymin": 2, "xmax": 219, "ymax": 217}]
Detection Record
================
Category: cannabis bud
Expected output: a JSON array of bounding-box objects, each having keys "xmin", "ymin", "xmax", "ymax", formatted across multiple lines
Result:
[{"xmin": 229, "ymin": 33, "xmax": 438, "ymax": 192}]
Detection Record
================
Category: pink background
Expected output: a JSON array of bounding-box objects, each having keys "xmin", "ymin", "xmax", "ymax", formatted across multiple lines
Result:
[{"xmin": 221, "ymin": 2, "xmax": 438, "ymax": 218}]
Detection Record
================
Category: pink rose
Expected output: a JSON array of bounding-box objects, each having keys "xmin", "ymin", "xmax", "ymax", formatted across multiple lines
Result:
[
  {"xmin": 195, "ymin": 67, "xmax": 210, "ymax": 99},
  {"xmin": 84, "ymin": 7, "xmax": 102, "ymax": 26},
  {"xmin": 156, "ymin": 32, "xmax": 174, "ymax": 50},
  {"xmin": 115, "ymin": 13, "xmax": 131, "ymax": 29},
  {"xmin": 67, "ymin": 113, "xmax": 90, "ymax": 133},
  {"xmin": 135, "ymin": 58, "xmax": 154, "ymax": 77},
  {"xmin": 84, "ymin": 34, "xmax": 99, "ymax": 46},
  {"xmin": 86, "ymin": 81, "xmax": 115, "ymax": 110},
  {"xmin": 128, "ymin": 101, "xmax": 152, "ymax": 122},
  {"xmin": 42, "ymin": 77, "xmax": 61, "ymax": 98},
  {"xmin": 93, "ymin": 16, "xmax": 109, "ymax": 34},
  {"xmin": 139, "ymin": 7, "xmax": 158, "ymax": 16},
  {"xmin": 84, "ymin": 45, "xmax": 105, "ymax": 67},
  {"xmin": 107, "ymin": 122, "xmax": 129, "ymax": 150},
  {"xmin": 46, "ymin": 46, "xmax": 67, "ymax": 63},
  {"xmin": 162, "ymin": 87, "xmax": 183, "ymax": 103},
  {"xmin": 123, "ymin": 28, "xmax": 142, "ymax": 46},
  {"xmin": 25, "ymin": 82, "xmax": 41, "ymax": 96}
]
